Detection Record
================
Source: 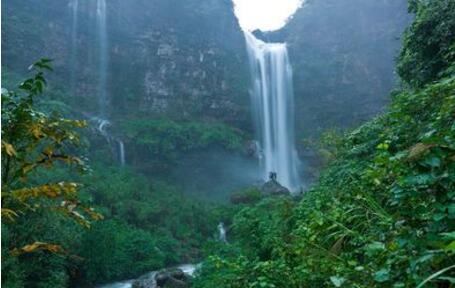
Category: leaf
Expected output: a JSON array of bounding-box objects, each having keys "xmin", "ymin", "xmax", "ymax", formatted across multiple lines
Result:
[
  {"xmin": 433, "ymin": 213, "xmax": 446, "ymax": 221},
  {"xmin": 437, "ymin": 277, "xmax": 455, "ymax": 284},
  {"xmin": 421, "ymin": 155, "xmax": 441, "ymax": 168},
  {"xmin": 2, "ymin": 141, "xmax": 17, "ymax": 157},
  {"xmin": 377, "ymin": 142, "xmax": 389, "ymax": 150},
  {"xmin": 374, "ymin": 268, "xmax": 390, "ymax": 283},
  {"xmin": 22, "ymin": 163, "xmax": 36, "ymax": 175},
  {"xmin": 417, "ymin": 265, "xmax": 455, "ymax": 288},
  {"xmin": 11, "ymin": 242, "xmax": 63, "ymax": 256},
  {"xmin": 30, "ymin": 58, "xmax": 54, "ymax": 71},
  {"xmin": 1, "ymin": 208, "xmax": 19, "ymax": 221},
  {"xmin": 11, "ymin": 182, "xmax": 79, "ymax": 201},
  {"xmin": 330, "ymin": 276, "xmax": 346, "ymax": 287},
  {"xmin": 365, "ymin": 241, "xmax": 385, "ymax": 256},
  {"xmin": 439, "ymin": 231, "xmax": 455, "ymax": 240},
  {"xmin": 330, "ymin": 236, "xmax": 345, "ymax": 255},
  {"xmin": 445, "ymin": 240, "xmax": 455, "ymax": 252},
  {"xmin": 408, "ymin": 143, "xmax": 434, "ymax": 160}
]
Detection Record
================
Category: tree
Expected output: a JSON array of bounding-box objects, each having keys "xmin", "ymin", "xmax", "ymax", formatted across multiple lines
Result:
[
  {"xmin": 1, "ymin": 59, "xmax": 101, "ymax": 255},
  {"xmin": 397, "ymin": 0, "xmax": 455, "ymax": 87}
]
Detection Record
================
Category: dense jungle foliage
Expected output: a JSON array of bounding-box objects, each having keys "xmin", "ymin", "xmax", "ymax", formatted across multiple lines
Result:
[
  {"xmin": 1, "ymin": 0, "xmax": 454, "ymax": 287},
  {"xmin": 193, "ymin": 0, "xmax": 455, "ymax": 287},
  {"xmin": 1, "ymin": 63, "xmax": 232, "ymax": 287}
]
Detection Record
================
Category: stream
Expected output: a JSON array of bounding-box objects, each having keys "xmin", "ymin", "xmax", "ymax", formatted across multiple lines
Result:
[{"xmin": 97, "ymin": 264, "xmax": 198, "ymax": 288}]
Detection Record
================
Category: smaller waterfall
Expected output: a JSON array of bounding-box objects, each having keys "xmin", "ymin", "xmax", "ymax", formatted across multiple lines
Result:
[
  {"xmin": 218, "ymin": 222, "xmax": 227, "ymax": 243},
  {"xmin": 96, "ymin": 0, "xmax": 108, "ymax": 117},
  {"xmin": 94, "ymin": 0, "xmax": 126, "ymax": 167},
  {"xmin": 118, "ymin": 140, "xmax": 126, "ymax": 166},
  {"xmin": 69, "ymin": 0, "xmax": 78, "ymax": 97},
  {"xmin": 94, "ymin": 117, "xmax": 111, "ymax": 138},
  {"xmin": 89, "ymin": 117, "xmax": 126, "ymax": 166}
]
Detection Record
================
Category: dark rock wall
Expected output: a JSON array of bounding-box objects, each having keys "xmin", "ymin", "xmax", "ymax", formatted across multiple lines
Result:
[
  {"xmin": 2, "ymin": 0, "xmax": 250, "ymax": 128},
  {"xmin": 279, "ymin": 0, "xmax": 412, "ymax": 138},
  {"xmin": 2, "ymin": 0, "xmax": 412, "ymax": 137}
]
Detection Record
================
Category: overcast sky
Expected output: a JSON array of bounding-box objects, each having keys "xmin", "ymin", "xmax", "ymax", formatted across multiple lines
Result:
[{"xmin": 233, "ymin": 0, "xmax": 303, "ymax": 31}]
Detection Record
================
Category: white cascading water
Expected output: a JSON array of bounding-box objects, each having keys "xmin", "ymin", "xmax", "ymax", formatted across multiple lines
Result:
[
  {"xmin": 218, "ymin": 222, "xmax": 227, "ymax": 243},
  {"xmin": 97, "ymin": 264, "xmax": 198, "ymax": 288},
  {"xmin": 94, "ymin": 0, "xmax": 126, "ymax": 166},
  {"xmin": 118, "ymin": 140, "xmax": 126, "ymax": 166},
  {"xmin": 245, "ymin": 31, "xmax": 301, "ymax": 191},
  {"xmin": 69, "ymin": 0, "xmax": 78, "ymax": 97},
  {"xmin": 96, "ymin": 0, "xmax": 108, "ymax": 118}
]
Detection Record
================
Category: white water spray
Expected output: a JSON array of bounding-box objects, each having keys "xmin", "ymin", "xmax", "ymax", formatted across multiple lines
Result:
[{"xmin": 244, "ymin": 31, "xmax": 301, "ymax": 191}]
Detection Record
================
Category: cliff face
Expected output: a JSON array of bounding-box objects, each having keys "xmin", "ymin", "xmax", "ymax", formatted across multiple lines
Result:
[
  {"xmin": 2, "ymin": 0, "xmax": 412, "ymax": 137},
  {"xmin": 2, "ymin": 0, "xmax": 250, "ymax": 128},
  {"xmin": 2, "ymin": 0, "xmax": 414, "ymax": 197},
  {"xmin": 279, "ymin": 0, "xmax": 412, "ymax": 138}
]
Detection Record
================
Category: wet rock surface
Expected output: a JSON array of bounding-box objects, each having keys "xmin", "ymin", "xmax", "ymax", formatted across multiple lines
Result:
[
  {"xmin": 132, "ymin": 268, "xmax": 189, "ymax": 288},
  {"xmin": 260, "ymin": 179, "xmax": 291, "ymax": 196}
]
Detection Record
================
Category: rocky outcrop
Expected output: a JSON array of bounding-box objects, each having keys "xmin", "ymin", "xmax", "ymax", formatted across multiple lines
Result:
[
  {"xmin": 271, "ymin": 0, "xmax": 413, "ymax": 137},
  {"xmin": 132, "ymin": 268, "xmax": 189, "ymax": 288},
  {"xmin": 3, "ymin": 0, "xmax": 414, "ymax": 139},
  {"xmin": 260, "ymin": 179, "xmax": 290, "ymax": 197},
  {"xmin": 2, "ymin": 0, "xmax": 250, "ymax": 128}
]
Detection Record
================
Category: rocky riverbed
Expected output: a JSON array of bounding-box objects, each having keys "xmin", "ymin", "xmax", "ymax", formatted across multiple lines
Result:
[{"xmin": 98, "ymin": 264, "xmax": 197, "ymax": 288}]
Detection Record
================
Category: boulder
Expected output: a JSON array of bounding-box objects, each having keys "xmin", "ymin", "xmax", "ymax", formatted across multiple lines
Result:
[
  {"xmin": 132, "ymin": 272, "xmax": 157, "ymax": 288},
  {"xmin": 132, "ymin": 267, "xmax": 193, "ymax": 288},
  {"xmin": 260, "ymin": 179, "xmax": 290, "ymax": 196},
  {"xmin": 155, "ymin": 268, "xmax": 188, "ymax": 288}
]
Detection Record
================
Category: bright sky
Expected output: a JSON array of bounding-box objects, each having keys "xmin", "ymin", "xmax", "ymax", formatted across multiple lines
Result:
[{"xmin": 233, "ymin": 0, "xmax": 303, "ymax": 32}]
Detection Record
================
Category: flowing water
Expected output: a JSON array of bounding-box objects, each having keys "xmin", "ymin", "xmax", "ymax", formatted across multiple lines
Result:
[
  {"xmin": 218, "ymin": 222, "xmax": 227, "ymax": 243},
  {"xmin": 118, "ymin": 140, "xmax": 126, "ymax": 166},
  {"xmin": 69, "ymin": 0, "xmax": 78, "ymax": 97},
  {"xmin": 244, "ymin": 31, "xmax": 301, "ymax": 191},
  {"xmin": 94, "ymin": 1, "xmax": 126, "ymax": 165},
  {"xmin": 96, "ymin": 0, "xmax": 108, "ymax": 117},
  {"xmin": 97, "ymin": 264, "xmax": 198, "ymax": 288}
]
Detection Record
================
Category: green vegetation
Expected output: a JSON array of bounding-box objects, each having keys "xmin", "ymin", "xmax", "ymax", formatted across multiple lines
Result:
[
  {"xmin": 194, "ymin": 76, "xmax": 455, "ymax": 287},
  {"xmin": 1, "ymin": 59, "xmax": 100, "ymax": 288},
  {"xmin": 1, "ymin": 64, "xmax": 225, "ymax": 287},
  {"xmin": 76, "ymin": 165, "xmax": 222, "ymax": 284},
  {"xmin": 398, "ymin": 0, "xmax": 455, "ymax": 87},
  {"xmin": 193, "ymin": 1, "xmax": 455, "ymax": 287},
  {"xmin": 2, "ymin": 0, "xmax": 454, "ymax": 287},
  {"xmin": 121, "ymin": 119, "xmax": 244, "ymax": 167}
]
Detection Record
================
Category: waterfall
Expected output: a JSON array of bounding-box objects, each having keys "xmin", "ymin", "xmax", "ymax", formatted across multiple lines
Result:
[
  {"xmin": 69, "ymin": 0, "xmax": 78, "ymax": 97},
  {"xmin": 96, "ymin": 0, "xmax": 108, "ymax": 117},
  {"xmin": 94, "ymin": 117, "xmax": 111, "ymax": 138},
  {"xmin": 244, "ymin": 31, "xmax": 301, "ymax": 191},
  {"xmin": 217, "ymin": 222, "xmax": 227, "ymax": 243},
  {"xmin": 95, "ymin": 0, "xmax": 126, "ymax": 166},
  {"xmin": 118, "ymin": 140, "xmax": 126, "ymax": 166}
]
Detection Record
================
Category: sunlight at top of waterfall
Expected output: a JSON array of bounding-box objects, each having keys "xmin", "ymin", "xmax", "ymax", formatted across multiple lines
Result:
[{"xmin": 233, "ymin": 0, "xmax": 303, "ymax": 32}]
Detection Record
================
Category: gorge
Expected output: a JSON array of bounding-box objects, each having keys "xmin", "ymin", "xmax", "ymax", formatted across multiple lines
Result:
[{"xmin": 4, "ymin": 0, "xmax": 450, "ymax": 288}]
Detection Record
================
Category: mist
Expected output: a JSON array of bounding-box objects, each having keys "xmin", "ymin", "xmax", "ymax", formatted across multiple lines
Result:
[{"xmin": 4, "ymin": 0, "xmax": 449, "ymax": 287}]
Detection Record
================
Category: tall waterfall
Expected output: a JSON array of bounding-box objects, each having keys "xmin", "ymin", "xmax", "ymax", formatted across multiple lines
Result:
[
  {"xmin": 94, "ymin": 0, "xmax": 126, "ymax": 166},
  {"xmin": 245, "ymin": 31, "xmax": 300, "ymax": 191},
  {"xmin": 96, "ymin": 0, "xmax": 108, "ymax": 117},
  {"xmin": 69, "ymin": 0, "xmax": 78, "ymax": 97}
]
